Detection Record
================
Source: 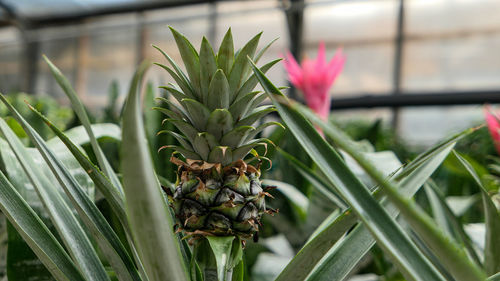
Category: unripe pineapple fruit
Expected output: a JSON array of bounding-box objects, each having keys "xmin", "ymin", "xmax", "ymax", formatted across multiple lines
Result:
[{"xmin": 155, "ymin": 27, "xmax": 281, "ymax": 240}]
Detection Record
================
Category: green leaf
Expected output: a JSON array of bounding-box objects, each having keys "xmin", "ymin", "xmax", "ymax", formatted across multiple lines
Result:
[
  {"xmin": 208, "ymin": 146, "xmax": 232, "ymax": 166},
  {"xmin": 206, "ymin": 109, "xmax": 234, "ymax": 141},
  {"xmin": 262, "ymin": 179, "xmax": 308, "ymax": 221},
  {"xmin": 200, "ymin": 132, "xmax": 219, "ymax": 150},
  {"xmin": 425, "ymin": 180, "xmax": 482, "ymax": 266},
  {"xmin": 234, "ymin": 58, "xmax": 281, "ymax": 102},
  {"xmin": 153, "ymin": 45, "xmax": 196, "ymax": 99},
  {"xmin": 454, "ymin": 151, "xmax": 500, "ymax": 275},
  {"xmin": 43, "ymin": 55, "xmax": 123, "ymax": 197},
  {"xmin": 208, "ymin": 69, "xmax": 230, "ymax": 110},
  {"xmin": 200, "ymin": 37, "xmax": 218, "ymax": 104},
  {"xmin": 231, "ymin": 260, "xmax": 244, "ymax": 281},
  {"xmin": 277, "ymin": 148, "xmax": 346, "ymax": 209},
  {"xmin": 154, "ymin": 63, "xmax": 196, "ymax": 99},
  {"xmin": 250, "ymin": 60, "xmax": 447, "ymax": 281},
  {"xmin": 145, "ymin": 83, "xmax": 162, "ymax": 174},
  {"xmin": 166, "ymin": 145, "xmax": 201, "ymax": 160},
  {"xmin": 122, "ymin": 61, "xmax": 189, "ymax": 281},
  {"xmin": 235, "ymin": 105, "xmax": 275, "ymax": 127},
  {"xmin": 304, "ymin": 142, "xmax": 458, "ymax": 281},
  {"xmin": 446, "ymin": 195, "xmax": 480, "ymax": 217},
  {"xmin": 168, "ymin": 119, "xmax": 198, "ymax": 141},
  {"xmin": 47, "ymin": 123, "xmax": 121, "ymax": 152},
  {"xmin": 0, "ymin": 116, "xmax": 109, "ymax": 281},
  {"xmin": 276, "ymin": 210, "xmax": 358, "ymax": 281},
  {"xmin": 156, "ymin": 96, "xmax": 190, "ymax": 121},
  {"xmin": 180, "ymin": 98, "xmax": 211, "ymax": 131},
  {"xmin": 206, "ymin": 236, "xmax": 236, "ymax": 281},
  {"xmin": 158, "ymin": 130, "xmax": 194, "ymax": 151},
  {"xmin": 278, "ymin": 133, "xmax": 459, "ymax": 281},
  {"xmin": 254, "ymin": 38, "xmax": 278, "ymax": 63},
  {"xmin": 6, "ymin": 221, "xmax": 53, "ymax": 281},
  {"xmin": 290, "ymin": 97, "xmax": 486, "ymax": 280},
  {"xmin": 169, "ymin": 27, "xmax": 201, "ymax": 99},
  {"xmin": 11, "ymin": 102, "xmax": 141, "ymax": 281},
  {"xmin": 488, "ymin": 272, "xmax": 500, "ymax": 281},
  {"xmin": 28, "ymin": 108, "xmax": 130, "ymax": 238},
  {"xmin": 228, "ymin": 91, "xmax": 261, "ymax": 121},
  {"xmin": 228, "ymin": 33, "xmax": 261, "ymax": 100},
  {"xmin": 0, "ymin": 171, "xmax": 86, "ymax": 281},
  {"xmin": 220, "ymin": 126, "xmax": 255, "ymax": 148},
  {"xmin": 193, "ymin": 133, "xmax": 211, "ymax": 160},
  {"xmin": 231, "ymin": 142, "xmax": 267, "ymax": 161},
  {"xmin": 243, "ymin": 122, "xmax": 283, "ymax": 144},
  {"xmin": 216, "ymin": 28, "xmax": 234, "ymax": 77},
  {"xmin": 159, "ymin": 85, "xmax": 189, "ymax": 103},
  {"xmin": 153, "ymin": 106, "xmax": 184, "ymax": 120}
]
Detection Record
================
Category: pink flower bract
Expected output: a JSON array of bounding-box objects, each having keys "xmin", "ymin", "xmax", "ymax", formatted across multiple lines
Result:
[
  {"xmin": 283, "ymin": 42, "xmax": 345, "ymax": 121},
  {"xmin": 484, "ymin": 105, "xmax": 500, "ymax": 156}
]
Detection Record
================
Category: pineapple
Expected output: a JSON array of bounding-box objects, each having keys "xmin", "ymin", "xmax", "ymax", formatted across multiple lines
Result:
[{"xmin": 155, "ymin": 27, "xmax": 281, "ymax": 240}]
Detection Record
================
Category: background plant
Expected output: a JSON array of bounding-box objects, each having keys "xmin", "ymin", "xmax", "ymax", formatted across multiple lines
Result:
[{"xmin": 0, "ymin": 30, "xmax": 498, "ymax": 281}]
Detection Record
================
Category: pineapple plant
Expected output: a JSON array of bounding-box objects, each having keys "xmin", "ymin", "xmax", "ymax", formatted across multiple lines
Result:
[{"xmin": 154, "ymin": 28, "xmax": 281, "ymax": 242}]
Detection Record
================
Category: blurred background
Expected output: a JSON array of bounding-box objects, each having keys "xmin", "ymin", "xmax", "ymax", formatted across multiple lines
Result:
[{"xmin": 1, "ymin": 0, "xmax": 500, "ymax": 145}]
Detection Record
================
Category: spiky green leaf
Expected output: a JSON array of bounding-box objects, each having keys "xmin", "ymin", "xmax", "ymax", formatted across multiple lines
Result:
[
  {"xmin": 168, "ymin": 119, "xmax": 198, "ymax": 141},
  {"xmin": 154, "ymin": 63, "xmax": 196, "ymax": 99},
  {"xmin": 216, "ymin": 28, "xmax": 234, "ymax": 76},
  {"xmin": 207, "ymin": 69, "xmax": 230, "ymax": 110},
  {"xmin": 154, "ymin": 46, "xmax": 196, "ymax": 99},
  {"xmin": 220, "ymin": 126, "xmax": 255, "ymax": 148},
  {"xmin": 228, "ymin": 91, "xmax": 261, "ymax": 121},
  {"xmin": 199, "ymin": 37, "xmax": 218, "ymax": 104},
  {"xmin": 180, "ymin": 98, "xmax": 211, "ymax": 131},
  {"xmin": 208, "ymin": 146, "xmax": 233, "ymax": 165},
  {"xmin": 235, "ymin": 105, "xmax": 275, "ymax": 127},
  {"xmin": 169, "ymin": 27, "xmax": 201, "ymax": 99},
  {"xmin": 206, "ymin": 109, "xmax": 234, "ymax": 140},
  {"xmin": 234, "ymin": 58, "xmax": 281, "ymax": 101},
  {"xmin": 228, "ymin": 33, "xmax": 261, "ymax": 100}
]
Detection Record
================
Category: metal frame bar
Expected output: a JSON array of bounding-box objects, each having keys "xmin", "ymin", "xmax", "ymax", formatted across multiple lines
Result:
[
  {"xmin": 391, "ymin": 0, "xmax": 405, "ymax": 126},
  {"xmin": 330, "ymin": 90, "xmax": 500, "ymax": 110}
]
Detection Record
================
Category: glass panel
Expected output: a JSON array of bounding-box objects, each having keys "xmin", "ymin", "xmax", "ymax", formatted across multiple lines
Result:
[
  {"xmin": 403, "ymin": 0, "xmax": 500, "ymax": 91},
  {"xmin": 304, "ymin": 0, "xmax": 398, "ymax": 96},
  {"xmin": 0, "ymin": 27, "xmax": 21, "ymax": 93},
  {"xmin": 399, "ymin": 106, "xmax": 481, "ymax": 145}
]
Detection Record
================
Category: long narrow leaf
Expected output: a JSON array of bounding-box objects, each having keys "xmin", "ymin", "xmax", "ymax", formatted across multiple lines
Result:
[
  {"xmin": 291, "ymin": 98, "xmax": 487, "ymax": 280},
  {"xmin": 0, "ymin": 171, "xmax": 85, "ymax": 281},
  {"xmin": 425, "ymin": 180, "xmax": 482, "ymax": 266},
  {"xmin": 250, "ymin": 60, "xmax": 446, "ymax": 281},
  {"xmin": 306, "ymin": 142, "xmax": 456, "ymax": 281},
  {"xmin": 9, "ymin": 102, "xmax": 141, "ymax": 281},
  {"xmin": 277, "ymin": 148, "xmax": 347, "ymax": 209},
  {"xmin": 454, "ymin": 151, "xmax": 500, "ymax": 275},
  {"xmin": 121, "ymin": 62, "xmax": 189, "ymax": 281},
  {"xmin": 279, "ymin": 129, "xmax": 461, "ymax": 281},
  {"xmin": 43, "ymin": 55, "xmax": 124, "ymax": 196},
  {"xmin": 488, "ymin": 272, "xmax": 500, "ymax": 281},
  {"xmin": 29, "ymin": 108, "xmax": 129, "ymax": 233},
  {"xmin": 0, "ymin": 113, "xmax": 110, "ymax": 281}
]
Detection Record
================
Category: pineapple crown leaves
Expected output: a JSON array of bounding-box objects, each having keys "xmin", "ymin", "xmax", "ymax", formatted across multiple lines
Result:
[{"xmin": 154, "ymin": 27, "xmax": 282, "ymax": 165}]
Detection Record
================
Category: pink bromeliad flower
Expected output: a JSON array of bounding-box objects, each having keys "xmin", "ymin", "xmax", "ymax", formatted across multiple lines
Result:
[
  {"xmin": 484, "ymin": 105, "xmax": 500, "ymax": 155},
  {"xmin": 283, "ymin": 42, "xmax": 345, "ymax": 121}
]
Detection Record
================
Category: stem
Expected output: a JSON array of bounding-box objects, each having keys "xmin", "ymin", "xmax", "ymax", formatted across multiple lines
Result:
[
  {"xmin": 193, "ymin": 237, "xmax": 241, "ymax": 281},
  {"xmin": 224, "ymin": 269, "xmax": 233, "ymax": 281}
]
